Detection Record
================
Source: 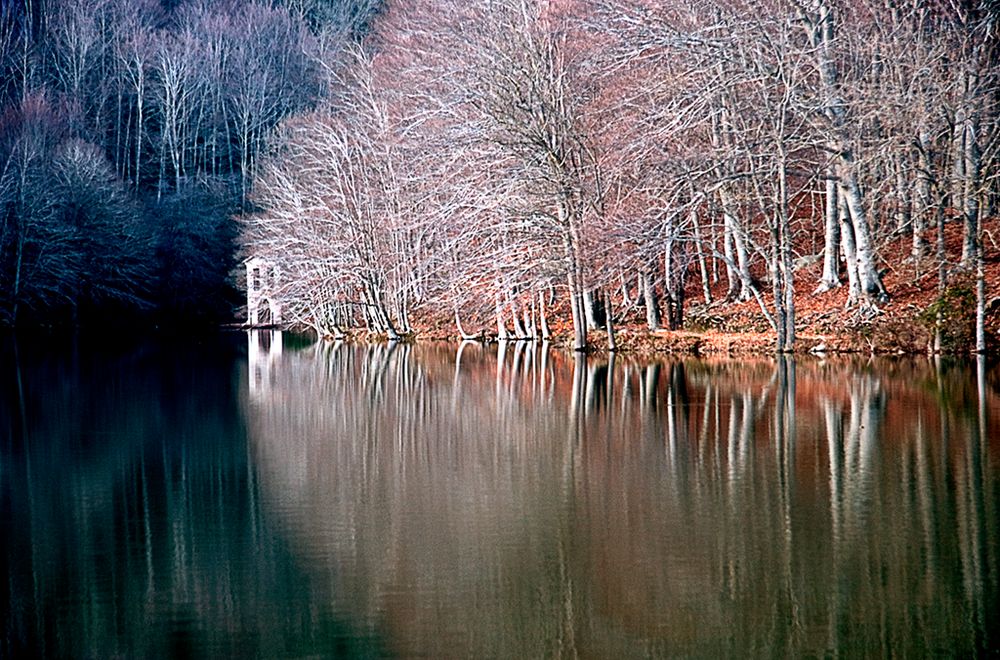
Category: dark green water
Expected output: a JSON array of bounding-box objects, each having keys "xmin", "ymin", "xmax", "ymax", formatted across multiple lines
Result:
[{"xmin": 1, "ymin": 332, "xmax": 998, "ymax": 658}]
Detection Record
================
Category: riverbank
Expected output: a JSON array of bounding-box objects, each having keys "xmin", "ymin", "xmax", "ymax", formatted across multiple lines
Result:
[
  {"xmin": 263, "ymin": 217, "xmax": 999, "ymax": 356},
  {"xmin": 308, "ymin": 285, "xmax": 996, "ymax": 357}
]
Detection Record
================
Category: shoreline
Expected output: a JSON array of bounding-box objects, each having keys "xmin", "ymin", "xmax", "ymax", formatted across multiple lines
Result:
[{"xmin": 250, "ymin": 325, "xmax": 992, "ymax": 358}]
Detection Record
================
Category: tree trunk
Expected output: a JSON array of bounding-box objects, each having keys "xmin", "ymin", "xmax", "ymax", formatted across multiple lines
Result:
[
  {"xmin": 976, "ymin": 235, "xmax": 985, "ymax": 353},
  {"xmin": 839, "ymin": 193, "xmax": 861, "ymax": 306},
  {"xmin": 620, "ymin": 270, "xmax": 637, "ymax": 308},
  {"xmin": 560, "ymin": 193, "xmax": 587, "ymax": 352},
  {"xmin": 839, "ymin": 173, "xmax": 887, "ymax": 304},
  {"xmin": 720, "ymin": 188, "xmax": 752, "ymax": 301},
  {"xmin": 778, "ymin": 158, "xmax": 795, "ymax": 352},
  {"xmin": 567, "ymin": 272, "xmax": 586, "ymax": 351},
  {"xmin": 712, "ymin": 96, "xmax": 752, "ymax": 302},
  {"xmin": 11, "ymin": 230, "xmax": 24, "ymax": 326},
  {"xmin": 894, "ymin": 154, "xmax": 912, "ymax": 236},
  {"xmin": 538, "ymin": 289, "xmax": 551, "ymax": 339},
  {"xmin": 934, "ymin": 190, "xmax": 947, "ymax": 353},
  {"xmin": 510, "ymin": 297, "xmax": 527, "ymax": 339},
  {"xmin": 960, "ymin": 104, "xmax": 980, "ymax": 268},
  {"xmin": 772, "ymin": 225, "xmax": 785, "ymax": 351},
  {"xmin": 723, "ymin": 210, "xmax": 739, "ymax": 299},
  {"xmin": 913, "ymin": 129, "xmax": 933, "ymax": 264},
  {"xmin": 495, "ymin": 297, "xmax": 509, "ymax": 340},
  {"xmin": 665, "ymin": 240, "xmax": 687, "ymax": 331},
  {"xmin": 816, "ymin": 169, "xmax": 841, "ymax": 293},
  {"xmin": 583, "ymin": 288, "xmax": 603, "ymax": 330},
  {"xmin": 454, "ymin": 306, "xmax": 477, "ymax": 340},
  {"xmin": 641, "ymin": 269, "xmax": 660, "ymax": 331},
  {"xmin": 692, "ymin": 206, "xmax": 712, "ymax": 305},
  {"xmin": 605, "ymin": 290, "xmax": 617, "ymax": 352}
]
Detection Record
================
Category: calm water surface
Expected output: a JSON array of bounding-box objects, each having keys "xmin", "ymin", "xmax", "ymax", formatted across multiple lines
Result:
[{"xmin": 1, "ymin": 332, "xmax": 998, "ymax": 658}]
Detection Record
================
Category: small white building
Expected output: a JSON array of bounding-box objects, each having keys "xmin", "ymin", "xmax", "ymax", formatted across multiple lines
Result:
[{"xmin": 245, "ymin": 256, "xmax": 282, "ymax": 326}]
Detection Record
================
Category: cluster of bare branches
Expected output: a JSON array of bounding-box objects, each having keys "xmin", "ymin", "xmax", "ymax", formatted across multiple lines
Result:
[{"xmin": 243, "ymin": 0, "xmax": 999, "ymax": 351}]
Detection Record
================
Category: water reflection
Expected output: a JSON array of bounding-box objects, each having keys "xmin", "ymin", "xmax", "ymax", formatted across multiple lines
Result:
[
  {"xmin": 0, "ymin": 335, "xmax": 382, "ymax": 658},
  {"xmin": 245, "ymin": 337, "xmax": 998, "ymax": 657},
  {"xmin": 1, "ymin": 335, "xmax": 997, "ymax": 657}
]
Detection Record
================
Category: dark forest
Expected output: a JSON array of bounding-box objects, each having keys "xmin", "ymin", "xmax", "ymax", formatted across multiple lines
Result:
[{"xmin": 0, "ymin": 0, "xmax": 379, "ymax": 328}]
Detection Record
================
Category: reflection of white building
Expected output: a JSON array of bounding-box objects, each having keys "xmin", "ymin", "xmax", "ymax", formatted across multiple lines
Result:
[
  {"xmin": 245, "ymin": 256, "xmax": 281, "ymax": 326},
  {"xmin": 248, "ymin": 330, "xmax": 283, "ymax": 398}
]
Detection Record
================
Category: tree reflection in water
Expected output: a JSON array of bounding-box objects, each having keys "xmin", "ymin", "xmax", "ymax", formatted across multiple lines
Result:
[
  {"xmin": 0, "ymin": 335, "xmax": 995, "ymax": 657},
  {"xmin": 245, "ymin": 336, "xmax": 999, "ymax": 658}
]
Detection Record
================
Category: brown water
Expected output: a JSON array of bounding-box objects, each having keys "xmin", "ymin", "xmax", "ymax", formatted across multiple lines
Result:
[{"xmin": 2, "ymin": 332, "xmax": 998, "ymax": 657}]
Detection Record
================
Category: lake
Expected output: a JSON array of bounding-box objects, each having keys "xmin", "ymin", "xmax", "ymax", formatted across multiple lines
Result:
[{"xmin": 1, "ymin": 332, "xmax": 997, "ymax": 657}]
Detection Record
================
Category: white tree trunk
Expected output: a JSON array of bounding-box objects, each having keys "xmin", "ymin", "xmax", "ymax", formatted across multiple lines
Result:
[
  {"xmin": 538, "ymin": 289, "xmax": 551, "ymax": 339},
  {"xmin": 816, "ymin": 171, "xmax": 841, "ymax": 293},
  {"xmin": 567, "ymin": 272, "xmax": 586, "ymax": 351},
  {"xmin": 641, "ymin": 269, "xmax": 660, "ymax": 331},
  {"xmin": 839, "ymin": 193, "xmax": 861, "ymax": 306},
  {"xmin": 913, "ymin": 129, "xmax": 933, "ymax": 264},
  {"xmin": 961, "ymin": 108, "xmax": 980, "ymax": 268},
  {"xmin": 582, "ymin": 288, "xmax": 599, "ymax": 330},
  {"xmin": 605, "ymin": 290, "xmax": 617, "ymax": 352},
  {"xmin": 976, "ymin": 238, "xmax": 985, "ymax": 353},
  {"xmin": 720, "ymin": 188, "xmax": 752, "ymax": 301},
  {"xmin": 839, "ymin": 172, "xmax": 887, "ymax": 304},
  {"xmin": 495, "ymin": 297, "xmax": 509, "ymax": 340},
  {"xmin": 692, "ymin": 206, "xmax": 712, "ymax": 305}
]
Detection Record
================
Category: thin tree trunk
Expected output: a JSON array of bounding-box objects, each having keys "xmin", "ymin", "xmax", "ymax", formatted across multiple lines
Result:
[
  {"xmin": 641, "ymin": 269, "xmax": 660, "ymax": 331},
  {"xmin": 961, "ymin": 107, "xmax": 980, "ymax": 268},
  {"xmin": 619, "ymin": 270, "xmax": 636, "ymax": 308},
  {"xmin": 11, "ymin": 231, "xmax": 24, "ymax": 326},
  {"xmin": 538, "ymin": 289, "xmax": 551, "ymax": 339},
  {"xmin": 720, "ymin": 188, "xmax": 752, "ymax": 301},
  {"xmin": 664, "ymin": 238, "xmax": 674, "ymax": 326},
  {"xmin": 772, "ymin": 224, "xmax": 785, "ymax": 351},
  {"xmin": 692, "ymin": 206, "xmax": 712, "ymax": 305},
  {"xmin": 913, "ymin": 129, "xmax": 933, "ymax": 264},
  {"xmin": 894, "ymin": 154, "xmax": 912, "ymax": 236},
  {"xmin": 583, "ymin": 288, "xmax": 601, "ymax": 330},
  {"xmin": 723, "ymin": 209, "xmax": 739, "ymax": 299},
  {"xmin": 665, "ymin": 239, "xmax": 686, "ymax": 330},
  {"xmin": 525, "ymin": 297, "xmax": 535, "ymax": 338},
  {"xmin": 567, "ymin": 272, "xmax": 586, "ymax": 351},
  {"xmin": 816, "ymin": 169, "xmax": 842, "ymax": 293},
  {"xmin": 511, "ymin": 296, "xmax": 527, "ymax": 339},
  {"xmin": 454, "ymin": 306, "xmax": 477, "ymax": 340},
  {"xmin": 605, "ymin": 290, "xmax": 617, "ymax": 352},
  {"xmin": 976, "ymin": 210, "xmax": 986, "ymax": 353},
  {"xmin": 934, "ymin": 191, "xmax": 947, "ymax": 353},
  {"xmin": 495, "ymin": 296, "xmax": 509, "ymax": 341},
  {"xmin": 778, "ymin": 155, "xmax": 795, "ymax": 352}
]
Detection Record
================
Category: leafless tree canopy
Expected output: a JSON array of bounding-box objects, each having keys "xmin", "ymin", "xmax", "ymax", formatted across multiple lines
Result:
[
  {"xmin": 1, "ymin": 0, "xmax": 996, "ymax": 347},
  {"xmin": 239, "ymin": 0, "xmax": 999, "ymax": 351}
]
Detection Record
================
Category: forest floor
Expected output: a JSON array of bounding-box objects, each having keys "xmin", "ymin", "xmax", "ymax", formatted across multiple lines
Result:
[
  {"xmin": 414, "ymin": 216, "xmax": 1000, "ymax": 356},
  {"xmin": 662, "ymin": 215, "xmax": 1000, "ymax": 356}
]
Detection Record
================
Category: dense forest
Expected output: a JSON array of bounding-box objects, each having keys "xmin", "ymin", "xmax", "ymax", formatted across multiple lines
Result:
[
  {"xmin": 2, "ymin": 0, "xmax": 998, "ymax": 351},
  {"xmin": 243, "ymin": 0, "xmax": 999, "ymax": 352},
  {"xmin": 0, "ymin": 0, "xmax": 379, "ymax": 327}
]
